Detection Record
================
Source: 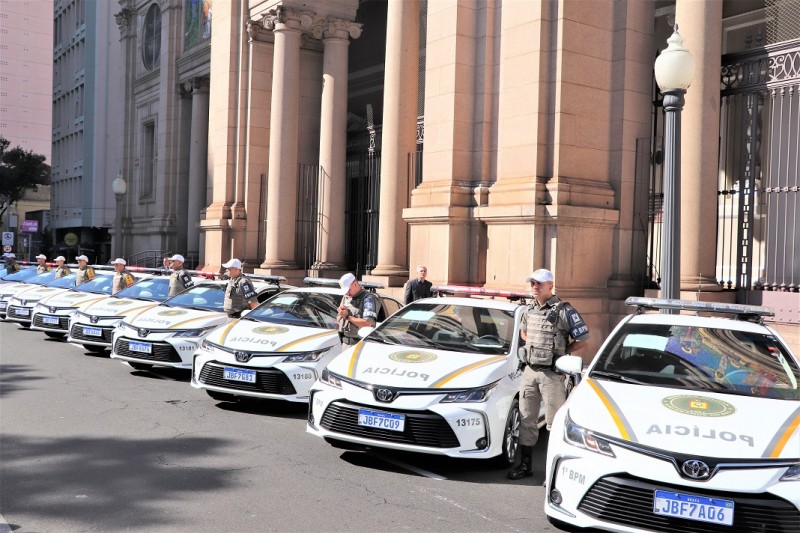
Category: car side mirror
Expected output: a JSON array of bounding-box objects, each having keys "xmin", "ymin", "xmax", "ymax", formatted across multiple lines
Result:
[
  {"xmin": 357, "ymin": 326, "xmax": 374, "ymax": 338},
  {"xmin": 556, "ymin": 355, "xmax": 583, "ymax": 375}
]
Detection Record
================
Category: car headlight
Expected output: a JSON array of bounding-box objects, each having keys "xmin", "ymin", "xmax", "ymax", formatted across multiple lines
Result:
[
  {"xmin": 283, "ymin": 348, "xmax": 331, "ymax": 363},
  {"xmin": 563, "ymin": 411, "xmax": 616, "ymax": 457},
  {"xmin": 439, "ymin": 381, "xmax": 499, "ymax": 403},
  {"xmin": 780, "ymin": 463, "xmax": 800, "ymax": 481},
  {"xmin": 173, "ymin": 326, "xmax": 216, "ymax": 338},
  {"xmin": 320, "ymin": 368, "xmax": 342, "ymax": 389}
]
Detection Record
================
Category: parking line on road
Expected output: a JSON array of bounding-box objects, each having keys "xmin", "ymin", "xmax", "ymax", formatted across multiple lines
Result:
[{"xmin": 367, "ymin": 451, "xmax": 447, "ymax": 480}]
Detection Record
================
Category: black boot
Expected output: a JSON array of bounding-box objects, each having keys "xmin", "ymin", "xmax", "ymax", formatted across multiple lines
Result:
[{"xmin": 507, "ymin": 445, "xmax": 534, "ymax": 480}]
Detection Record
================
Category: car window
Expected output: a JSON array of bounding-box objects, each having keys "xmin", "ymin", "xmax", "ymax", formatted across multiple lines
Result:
[
  {"xmin": 164, "ymin": 284, "xmax": 225, "ymax": 312},
  {"xmin": 380, "ymin": 296, "xmax": 402, "ymax": 319},
  {"xmin": 257, "ymin": 286, "xmax": 282, "ymax": 303},
  {"xmin": 47, "ymin": 273, "xmax": 78, "ymax": 288},
  {"xmin": 592, "ymin": 323, "xmax": 800, "ymax": 400},
  {"xmin": 369, "ymin": 302, "xmax": 515, "ymax": 355},
  {"xmin": 248, "ymin": 291, "xmax": 340, "ymax": 329},
  {"xmin": 76, "ymin": 274, "xmax": 117, "ymax": 294},
  {"xmin": 115, "ymin": 278, "xmax": 169, "ymax": 301}
]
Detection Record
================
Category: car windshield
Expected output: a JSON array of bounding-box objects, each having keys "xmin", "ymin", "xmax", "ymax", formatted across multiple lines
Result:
[
  {"xmin": 115, "ymin": 278, "xmax": 169, "ymax": 302},
  {"xmin": 26, "ymin": 271, "xmax": 57, "ymax": 285},
  {"xmin": 2, "ymin": 267, "xmax": 39, "ymax": 282},
  {"xmin": 46, "ymin": 273, "xmax": 78, "ymax": 288},
  {"xmin": 248, "ymin": 290, "xmax": 339, "ymax": 329},
  {"xmin": 164, "ymin": 284, "xmax": 225, "ymax": 312},
  {"xmin": 369, "ymin": 302, "xmax": 515, "ymax": 355},
  {"xmin": 591, "ymin": 323, "xmax": 800, "ymax": 400},
  {"xmin": 75, "ymin": 274, "xmax": 115, "ymax": 295}
]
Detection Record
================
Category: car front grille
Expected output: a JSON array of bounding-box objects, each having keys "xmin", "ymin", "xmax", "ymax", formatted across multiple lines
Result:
[
  {"xmin": 7, "ymin": 306, "xmax": 32, "ymax": 321},
  {"xmin": 33, "ymin": 314, "xmax": 70, "ymax": 330},
  {"xmin": 319, "ymin": 401, "xmax": 460, "ymax": 449},
  {"xmin": 198, "ymin": 362, "xmax": 297, "ymax": 395},
  {"xmin": 577, "ymin": 474, "xmax": 800, "ymax": 533},
  {"xmin": 113, "ymin": 338, "xmax": 182, "ymax": 363},
  {"xmin": 70, "ymin": 324, "xmax": 114, "ymax": 343}
]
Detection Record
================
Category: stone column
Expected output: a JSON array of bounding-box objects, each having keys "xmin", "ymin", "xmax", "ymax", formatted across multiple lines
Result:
[
  {"xmin": 316, "ymin": 18, "xmax": 362, "ymax": 270},
  {"xmin": 676, "ymin": 0, "xmax": 723, "ymax": 291},
  {"xmin": 370, "ymin": 0, "xmax": 420, "ymax": 284},
  {"xmin": 185, "ymin": 77, "xmax": 210, "ymax": 256},
  {"xmin": 261, "ymin": 8, "xmax": 305, "ymax": 269}
]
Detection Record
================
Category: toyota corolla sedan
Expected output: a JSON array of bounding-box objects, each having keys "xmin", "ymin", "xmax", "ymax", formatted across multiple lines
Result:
[
  {"xmin": 307, "ymin": 288, "xmax": 538, "ymax": 467},
  {"xmin": 68, "ymin": 274, "xmax": 208, "ymax": 353},
  {"xmin": 191, "ymin": 278, "xmax": 402, "ymax": 404},
  {"xmin": 0, "ymin": 266, "xmax": 40, "ymax": 317},
  {"xmin": 544, "ymin": 297, "xmax": 800, "ymax": 533},
  {"xmin": 3, "ymin": 270, "xmax": 78, "ymax": 328},
  {"xmin": 111, "ymin": 278, "xmax": 284, "ymax": 371},
  {"xmin": 28, "ymin": 272, "xmax": 116, "ymax": 337}
]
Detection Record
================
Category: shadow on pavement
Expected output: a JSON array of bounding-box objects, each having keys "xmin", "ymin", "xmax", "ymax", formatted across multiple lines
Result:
[
  {"xmin": 0, "ymin": 364, "xmax": 45, "ymax": 398},
  {"xmin": 0, "ymin": 433, "xmax": 238, "ymax": 530},
  {"xmin": 214, "ymin": 398, "xmax": 308, "ymax": 420}
]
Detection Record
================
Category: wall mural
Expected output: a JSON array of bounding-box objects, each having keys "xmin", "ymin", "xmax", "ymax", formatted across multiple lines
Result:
[{"xmin": 184, "ymin": 0, "xmax": 212, "ymax": 50}]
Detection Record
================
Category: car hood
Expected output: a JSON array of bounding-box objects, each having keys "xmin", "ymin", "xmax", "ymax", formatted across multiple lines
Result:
[
  {"xmin": 81, "ymin": 296, "xmax": 158, "ymax": 318},
  {"xmin": 569, "ymin": 378, "xmax": 800, "ymax": 459},
  {"xmin": 40, "ymin": 290, "xmax": 109, "ymax": 309},
  {"xmin": 10, "ymin": 286, "xmax": 65, "ymax": 302},
  {"xmin": 326, "ymin": 340, "xmax": 509, "ymax": 389},
  {"xmin": 205, "ymin": 319, "xmax": 339, "ymax": 352},
  {"xmin": 127, "ymin": 305, "xmax": 226, "ymax": 330},
  {"xmin": 0, "ymin": 283, "xmax": 41, "ymax": 298}
]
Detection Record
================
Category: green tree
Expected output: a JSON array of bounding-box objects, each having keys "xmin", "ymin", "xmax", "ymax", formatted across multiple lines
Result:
[{"xmin": 0, "ymin": 136, "xmax": 51, "ymax": 220}]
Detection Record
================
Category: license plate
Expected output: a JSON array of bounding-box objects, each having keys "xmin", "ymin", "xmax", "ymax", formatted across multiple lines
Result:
[
  {"xmin": 13, "ymin": 307, "xmax": 30, "ymax": 317},
  {"xmin": 128, "ymin": 341, "xmax": 152, "ymax": 354},
  {"xmin": 43, "ymin": 316, "xmax": 60, "ymax": 325},
  {"xmin": 654, "ymin": 490, "xmax": 734, "ymax": 526},
  {"xmin": 82, "ymin": 326, "xmax": 102, "ymax": 336},
  {"xmin": 0, "ymin": 302, "xmax": 6, "ymax": 310},
  {"xmin": 223, "ymin": 367, "xmax": 256, "ymax": 383},
  {"xmin": 357, "ymin": 408, "xmax": 405, "ymax": 432}
]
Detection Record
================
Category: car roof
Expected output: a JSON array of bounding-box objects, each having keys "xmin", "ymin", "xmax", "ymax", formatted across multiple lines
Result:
[
  {"xmin": 411, "ymin": 295, "xmax": 522, "ymax": 311},
  {"xmin": 625, "ymin": 312, "xmax": 773, "ymax": 335}
]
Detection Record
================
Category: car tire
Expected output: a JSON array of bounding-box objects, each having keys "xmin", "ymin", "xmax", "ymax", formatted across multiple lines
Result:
[
  {"xmin": 494, "ymin": 398, "xmax": 521, "ymax": 468},
  {"xmin": 206, "ymin": 390, "xmax": 238, "ymax": 402},
  {"xmin": 45, "ymin": 332, "xmax": 65, "ymax": 339},
  {"xmin": 128, "ymin": 362, "xmax": 153, "ymax": 371},
  {"xmin": 83, "ymin": 344, "xmax": 107, "ymax": 354}
]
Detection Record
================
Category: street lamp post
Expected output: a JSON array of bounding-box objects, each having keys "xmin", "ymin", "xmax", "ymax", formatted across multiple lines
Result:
[
  {"xmin": 111, "ymin": 172, "xmax": 127, "ymax": 259},
  {"xmin": 654, "ymin": 26, "xmax": 694, "ymax": 309}
]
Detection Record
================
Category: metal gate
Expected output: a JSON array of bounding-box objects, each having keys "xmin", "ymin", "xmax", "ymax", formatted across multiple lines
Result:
[{"xmin": 345, "ymin": 127, "xmax": 381, "ymax": 274}]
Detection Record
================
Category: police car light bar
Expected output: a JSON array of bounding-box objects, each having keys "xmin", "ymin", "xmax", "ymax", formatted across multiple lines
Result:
[
  {"xmin": 302, "ymin": 276, "xmax": 385, "ymax": 290},
  {"xmin": 625, "ymin": 297, "xmax": 773, "ymax": 318},
  {"xmin": 246, "ymin": 274, "xmax": 287, "ymax": 285},
  {"xmin": 432, "ymin": 284, "xmax": 531, "ymax": 301}
]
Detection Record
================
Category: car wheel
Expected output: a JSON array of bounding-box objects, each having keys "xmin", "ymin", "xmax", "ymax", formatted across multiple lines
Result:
[
  {"xmin": 45, "ymin": 332, "xmax": 65, "ymax": 339},
  {"xmin": 494, "ymin": 398, "xmax": 521, "ymax": 468},
  {"xmin": 83, "ymin": 344, "xmax": 107, "ymax": 354},
  {"xmin": 128, "ymin": 362, "xmax": 152, "ymax": 371},
  {"xmin": 206, "ymin": 390, "xmax": 238, "ymax": 402}
]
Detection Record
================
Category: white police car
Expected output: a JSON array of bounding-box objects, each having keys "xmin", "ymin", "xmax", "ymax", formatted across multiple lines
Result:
[
  {"xmin": 68, "ymin": 272, "xmax": 208, "ymax": 353},
  {"xmin": 2, "ymin": 270, "xmax": 77, "ymax": 326},
  {"xmin": 191, "ymin": 277, "xmax": 402, "ymax": 404},
  {"xmin": 307, "ymin": 285, "xmax": 551, "ymax": 466},
  {"xmin": 111, "ymin": 277, "xmax": 284, "ymax": 371},
  {"xmin": 544, "ymin": 297, "xmax": 800, "ymax": 532},
  {"xmin": 0, "ymin": 266, "xmax": 41, "ymax": 318},
  {"xmin": 28, "ymin": 272, "xmax": 117, "ymax": 337}
]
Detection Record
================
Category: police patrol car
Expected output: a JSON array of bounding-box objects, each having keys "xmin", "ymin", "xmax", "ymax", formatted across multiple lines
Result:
[
  {"xmin": 544, "ymin": 297, "xmax": 800, "ymax": 532},
  {"xmin": 0, "ymin": 266, "xmax": 41, "ymax": 318},
  {"xmin": 191, "ymin": 277, "xmax": 402, "ymax": 403},
  {"xmin": 67, "ymin": 270, "xmax": 208, "ymax": 353},
  {"xmin": 28, "ymin": 271, "xmax": 117, "ymax": 336},
  {"xmin": 3, "ymin": 270, "xmax": 77, "ymax": 326},
  {"xmin": 307, "ymin": 285, "xmax": 565, "ymax": 466},
  {"xmin": 111, "ymin": 277, "xmax": 285, "ymax": 371}
]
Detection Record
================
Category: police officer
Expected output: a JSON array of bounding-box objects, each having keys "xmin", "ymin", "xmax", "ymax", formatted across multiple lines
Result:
[
  {"xmin": 53, "ymin": 256, "xmax": 71, "ymax": 278},
  {"xmin": 3, "ymin": 253, "xmax": 20, "ymax": 273},
  {"xmin": 337, "ymin": 273, "xmax": 380, "ymax": 347},
  {"xmin": 404, "ymin": 265, "xmax": 432, "ymax": 304},
  {"xmin": 508, "ymin": 268, "xmax": 590, "ymax": 480},
  {"xmin": 222, "ymin": 258, "xmax": 258, "ymax": 318},
  {"xmin": 167, "ymin": 254, "xmax": 194, "ymax": 298},
  {"xmin": 35, "ymin": 254, "xmax": 51, "ymax": 274},
  {"xmin": 75, "ymin": 255, "xmax": 95, "ymax": 286},
  {"xmin": 111, "ymin": 258, "xmax": 135, "ymax": 294}
]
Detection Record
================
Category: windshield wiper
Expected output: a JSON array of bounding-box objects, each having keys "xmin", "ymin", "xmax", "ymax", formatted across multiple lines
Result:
[
  {"xmin": 590, "ymin": 371, "xmax": 646, "ymax": 385},
  {"xmin": 365, "ymin": 334, "xmax": 397, "ymax": 346}
]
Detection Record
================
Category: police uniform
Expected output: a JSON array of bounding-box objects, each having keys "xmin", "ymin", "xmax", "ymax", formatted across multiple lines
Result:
[
  {"xmin": 75, "ymin": 266, "xmax": 95, "ymax": 285},
  {"xmin": 112, "ymin": 269, "xmax": 135, "ymax": 294},
  {"xmin": 4, "ymin": 259, "xmax": 20, "ymax": 273},
  {"xmin": 54, "ymin": 265, "xmax": 71, "ymax": 278},
  {"xmin": 168, "ymin": 268, "xmax": 194, "ymax": 298},
  {"xmin": 223, "ymin": 275, "xmax": 257, "ymax": 318},
  {"xmin": 37, "ymin": 263, "xmax": 51, "ymax": 275},
  {"xmin": 338, "ymin": 289, "xmax": 380, "ymax": 345}
]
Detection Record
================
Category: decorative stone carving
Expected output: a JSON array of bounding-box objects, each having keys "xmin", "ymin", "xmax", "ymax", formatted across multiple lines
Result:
[
  {"xmin": 178, "ymin": 77, "xmax": 210, "ymax": 98},
  {"xmin": 256, "ymin": 7, "xmax": 361, "ymax": 42},
  {"xmin": 114, "ymin": 7, "xmax": 134, "ymax": 39}
]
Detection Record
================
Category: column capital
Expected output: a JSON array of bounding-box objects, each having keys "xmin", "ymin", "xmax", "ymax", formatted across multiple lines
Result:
[
  {"xmin": 246, "ymin": 19, "xmax": 273, "ymax": 43},
  {"xmin": 260, "ymin": 6, "xmax": 314, "ymax": 33},
  {"xmin": 114, "ymin": 7, "xmax": 135, "ymax": 39},
  {"xmin": 178, "ymin": 77, "xmax": 210, "ymax": 98},
  {"xmin": 316, "ymin": 17, "xmax": 363, "ymax": 41}
]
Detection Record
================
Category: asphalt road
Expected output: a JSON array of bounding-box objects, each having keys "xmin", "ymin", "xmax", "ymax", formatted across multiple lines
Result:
[{"xmin": 0, "ymin": 319, "xmax": 561, "ymax": 532}]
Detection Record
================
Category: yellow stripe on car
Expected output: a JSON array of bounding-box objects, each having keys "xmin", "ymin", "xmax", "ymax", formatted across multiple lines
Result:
[
  {"xmin": 278, "ymin": 330, "xmax": 338, "ymax": 352},
  {"xmin": 217, "ymin": 319, "xmax": 240, "ymax": 344},
  {"xmin": 169, "ymin": 314, "xmax": 226, "ymax": 329},
  {"xmin": 586, "ymin": 378, "xmax": 637, "ymax": 442},
  {"xmin": 762, "ymin": 406, "xmax": 800, "ymax": 458},
  {"xmin": 432, "ymin": 356, "xmax": 506, "ymax": 388},
  {"xmin": 347, "ymin": 341, "xmax": 365, "ymax": 378}
]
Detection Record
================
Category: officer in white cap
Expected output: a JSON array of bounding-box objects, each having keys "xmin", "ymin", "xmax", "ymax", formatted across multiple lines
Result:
[
  {"xmin": 35, "ymin": 254, "xmax": 51, "ymax": 274},
  {"xmin": 508, "ymin": 268, "xmax": 590, "ymax": 480},
  {"xmin": 111, "ymin": 258, "xmax": 135, "ymax": 294},
  {"xmin": 3, "ymin": 252, "xmax": 20, "ymax": 274},
  {"xmin": 74, "ymin": 255, "xmax": 95, "ymax": 286},
  {"xmin": 53, "ymin": 256, "xmax": 71, "ymax": 278},
  {"xmin": 167, "ymin": 254, "xmax": 194, "ymax": 298},
  {"xmin": 221, "ymin": 259, "xmax": 258, "ymax": 318},
  {"xmin": 337, "ymin": 273, "xmax": 380, "ymax": 347}
]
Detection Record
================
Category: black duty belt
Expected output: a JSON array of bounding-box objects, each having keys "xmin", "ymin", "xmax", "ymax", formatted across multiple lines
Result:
[
  {"xmin": 528, "ymin": 363, "xmax": 553, "ymax": 371},
  {"xmin": 341, "ymin": 337, "xmax": 359, "ymax": 345}
]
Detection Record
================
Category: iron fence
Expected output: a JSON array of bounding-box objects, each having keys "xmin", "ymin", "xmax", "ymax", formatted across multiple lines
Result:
[{"xmin": 296, "ymin": 164, "xmax": 322, "ymax": 270}]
